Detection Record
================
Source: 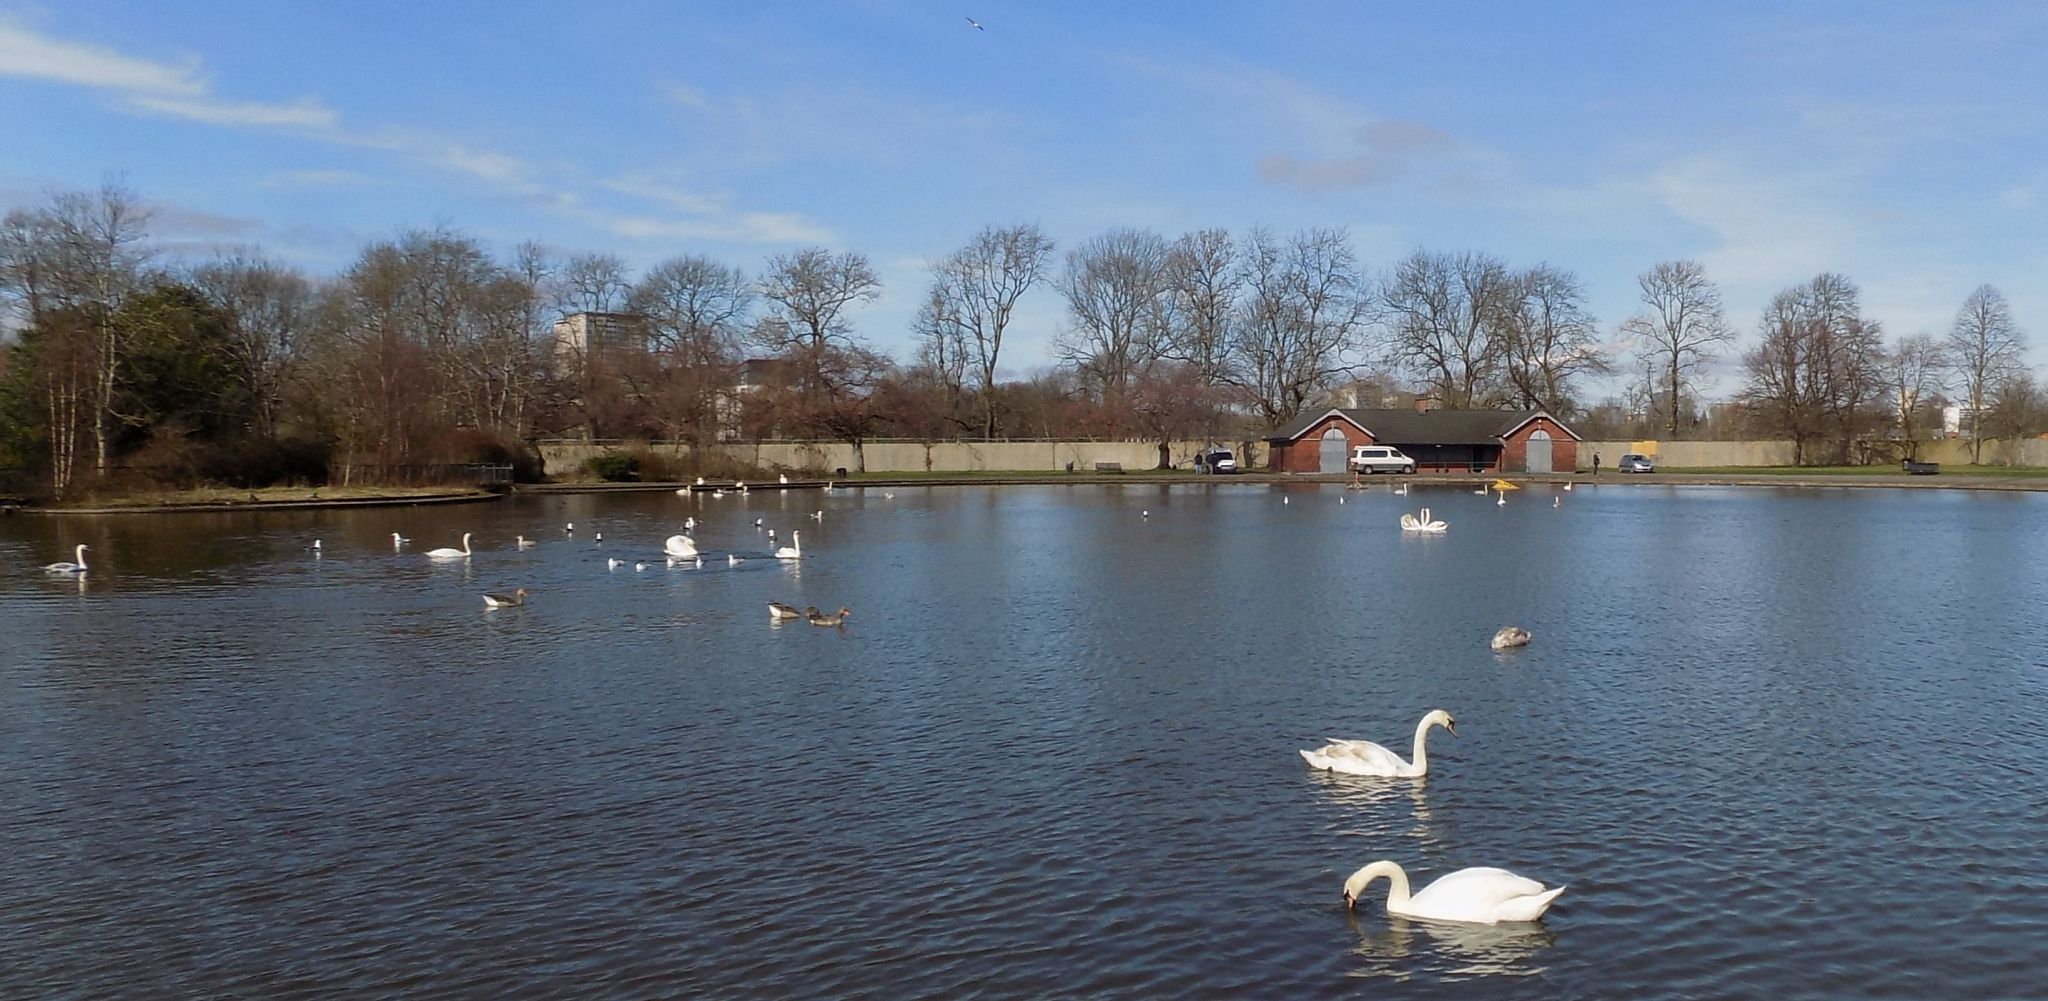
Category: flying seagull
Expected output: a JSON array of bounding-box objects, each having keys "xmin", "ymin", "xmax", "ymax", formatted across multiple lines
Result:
[{"xmin": 965, "ymin": 16, "xmax": 984, "ymax": 30}]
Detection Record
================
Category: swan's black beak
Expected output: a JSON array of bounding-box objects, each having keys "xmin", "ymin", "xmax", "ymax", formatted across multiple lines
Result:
[
  {"xmin": 1342, "ymin": 891, "xmax": 1356, "ymax": 911},
  {"xmin": 1447, "ymin": 720, "xmax": 1458, "ymax": 736}
]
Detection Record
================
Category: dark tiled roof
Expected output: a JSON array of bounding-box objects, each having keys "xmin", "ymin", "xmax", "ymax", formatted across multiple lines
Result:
[{"xmin": 1268, "ymin": 408, "xmax": 1574, "ymax": 444}]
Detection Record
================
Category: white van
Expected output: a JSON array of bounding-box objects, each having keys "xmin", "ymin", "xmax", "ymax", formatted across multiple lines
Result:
[{"xmin": 1350, "ymin": 445, "xmax": 1415, "ymax": 474}]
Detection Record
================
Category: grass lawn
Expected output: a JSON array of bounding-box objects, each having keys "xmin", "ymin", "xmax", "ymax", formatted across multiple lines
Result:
[{"xmin": 1672, "ymin": 465, "xmax": 2048, "ymax": 478}]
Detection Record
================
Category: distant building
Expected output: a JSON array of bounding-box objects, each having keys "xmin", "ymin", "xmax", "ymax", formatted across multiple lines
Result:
[
  {"xmin": 551, "ymin": 311, "xmax": 651, "ymax": 367},
  {"xmin": 1942, "ymin": 404, "xmax": 1985, "ymax": 437},
  {"xmin": 1265, "ymin": 400, "xmax": 1581, "ymax": 474},
  {"xmin": 715, "ymin": 358, "xmax": 801, "ymax": 440}
]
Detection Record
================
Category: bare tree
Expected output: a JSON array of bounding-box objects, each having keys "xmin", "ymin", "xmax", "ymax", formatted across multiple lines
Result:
[
  {"xmin": 188, "ymin": 253, "xmax": 313, "ymax": 440},
  {"xmin": 755, "ymin": 247, "xmax": 882, "ymax": 356},
  {"xmin": 1739, "ymin": 274, "xmax": 1885, "ymax": 464},
  {"xmin": 1228, "ymin": 227, "xmax": 1373, "ymax": 426},
  {"xmin": 1497, "ymin": 264, "xmax": 1606, "ymax": 413},
  {"xmin": 1382, "ymin": 249, "xmax": 1514, "ymax": 408},
  {"xmin": 557, "ymin": 253, "xmax": 631, "ymax": 315},
  {"xmin": 910, "ymin": 286, "xmax": 971, "ymax": 432},
  {"xmin": 1945, "ymin": 284, "xmax": 2026, "ymax": 463},
  {"xmin": 628, "ymin": 254, "xmax": 751, "ymax": 446},
  {"xmin": 1885, "ymin": 333, "xmax": 1947, "ymax": 442},
  {"xmin": 1620, "ymin": 260, "xmax": 1733, "ymax": 438},
  {"xmin": 1056, "ymin": 228, "xmax": 1168, "ymax": 425},
  {"xmin": 928, "ymin": 223, "xmax": 1053, "ymax": 439},
  {"xmin": 1157, "ymin": 228, "xmax": 1240, "ymax": 385}
]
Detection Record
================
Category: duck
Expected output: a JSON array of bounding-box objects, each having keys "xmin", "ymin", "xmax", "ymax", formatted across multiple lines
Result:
[
  {"xmin": 43, "ymin": 543, "xmax": 89, "ymax": 574},
  {"xmin": 774, "ymin": 531, "xmax": 803, "ymax": 560},
  {"xmin": 425, "ymin": 533, "xmax": 473, "ymax": 559},
  {"xmin": 1300, "ymin": 709, "xmax": 1455, "ymax": 778},
  {"xmin": 807, "ymin": 606, "xmax": 851, "ymax": 627},
  {"xmin": 482, "ymin": 587, "xmax": 528, "ymax": 609},
  {"xmin": 1490, "ymin": 626, "xmax": 1532, "ymax": 651},
  {"xmin": 1342, "ymin": 860, "xmax": 1565, "ymax": 925},
  {"xmin": 768, "ymin": 601, "xmax": 805, "ymax": 621}
]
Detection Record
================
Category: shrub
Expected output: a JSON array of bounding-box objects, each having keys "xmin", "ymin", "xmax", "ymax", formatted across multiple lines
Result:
[{"xmin": 585, "ymin": 451, "xmax": 639, "ymax": 481}]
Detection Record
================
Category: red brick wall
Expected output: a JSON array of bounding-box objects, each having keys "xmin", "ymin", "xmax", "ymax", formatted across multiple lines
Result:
[
  {"xmin": 1269, "ymin": 415, "xmax": 1374, "ymax": 472},
  {"xmin": 1500, "ymin": 418, "xmax": 1579, "ymax": 473}
]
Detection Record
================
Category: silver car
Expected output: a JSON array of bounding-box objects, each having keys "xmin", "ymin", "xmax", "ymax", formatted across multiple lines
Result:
[{"xmin": 1618, "ymin": 453, "xmax": 1655, "ymax": 473}]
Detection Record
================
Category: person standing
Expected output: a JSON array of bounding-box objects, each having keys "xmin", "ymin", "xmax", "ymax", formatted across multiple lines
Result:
[{"xmin": 1592, "ymin": 451, "xmax": 1601, "ymax": 476}]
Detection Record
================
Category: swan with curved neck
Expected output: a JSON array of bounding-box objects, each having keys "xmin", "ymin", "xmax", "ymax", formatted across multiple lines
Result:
[
  {"xmin": 44, "ymin": 544, "xmax": 89, "ymax": 574},
  {"xmin": 774, "ymin": 531, "xmax": 802, "ymax": 560},
  {"xmin": 1342, "ymin": 860, "xmax": 1564, "ymax": 924},
  {"xmin": 1300, "ymin": 709, "xmax": 1455, "ymax": 777},
  {"xmin": 665, "ymin": 534, "xmax": 698, "ymax": 558},
  {"xmin": 425, "ymin": 533, "xmax": 472, "ymax": 559}
]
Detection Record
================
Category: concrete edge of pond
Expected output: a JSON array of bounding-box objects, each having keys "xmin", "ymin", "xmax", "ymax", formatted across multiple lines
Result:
[
  {"xmin": 17, "ymin": 491, "xmax": 503, "ymax": 516},
  {"xmin": 516, "ymin": 472, "xmax": 2048, "ymax": 493}
]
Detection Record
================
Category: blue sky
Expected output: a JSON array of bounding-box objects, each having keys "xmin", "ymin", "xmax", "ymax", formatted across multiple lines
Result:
[{"xmin": 3, "ymin": 1, "xmax": 2045, "ymax": 394}]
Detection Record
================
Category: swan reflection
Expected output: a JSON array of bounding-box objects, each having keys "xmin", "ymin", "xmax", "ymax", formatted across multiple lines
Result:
[
  {"xmin": 1347, "ymin": 912, "xmax": 1555, "ymax": 981},
  {"xmin": 1310, "ymin": 773, "xmax": 1441, "ymax": 849}
]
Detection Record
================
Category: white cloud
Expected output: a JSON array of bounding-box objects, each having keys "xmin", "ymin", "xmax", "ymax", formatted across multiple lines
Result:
[
  {"xmin": 603, "ymin": 210, "xmax": 834, "ymax": 245},
  {"xmin": 0, "ymin": 19, "xmax": 204, "ymax": 95},
  {"xmin": 124, "ymin": 94, "xmax": 338, "ymax": 129}
]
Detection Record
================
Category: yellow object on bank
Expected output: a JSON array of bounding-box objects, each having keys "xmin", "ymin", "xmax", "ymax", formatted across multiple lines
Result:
[{"xmin": 1491, "ymin": 479, "xmax": 1520, "ymax": 491}]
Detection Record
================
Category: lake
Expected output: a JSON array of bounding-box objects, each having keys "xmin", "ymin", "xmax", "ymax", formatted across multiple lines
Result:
[{"xmin": 3, "ymin": 482, "xmax": 2045, "ymax": 999}]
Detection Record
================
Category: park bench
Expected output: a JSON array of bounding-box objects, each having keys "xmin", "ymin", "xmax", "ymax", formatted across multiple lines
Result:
[
  {"xmin": 1094, "ymin": 461, "xmax": 1124, "ymax": 473},
  {"xmin": 1902, "ymin": 459, "xmax": 1939, "ymax": 475}
]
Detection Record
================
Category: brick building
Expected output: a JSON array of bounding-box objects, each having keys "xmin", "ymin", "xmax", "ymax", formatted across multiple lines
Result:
[{"xmin": 1265, "ymin": 403, "xmax": 1580, "ymax": 474}]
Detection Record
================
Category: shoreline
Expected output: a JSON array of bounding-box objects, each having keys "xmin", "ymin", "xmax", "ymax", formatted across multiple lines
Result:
[{"xmin": 20, "ymin": 489, "xmax": 501, "ymax": 516}]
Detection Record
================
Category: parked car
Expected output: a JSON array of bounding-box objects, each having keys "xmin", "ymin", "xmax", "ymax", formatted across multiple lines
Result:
[
  {"xmin": 1350, "ymin": 445, "xmax": 1416, "ymax": 474},
  {"xmin": 1195, "ymin": 449, "xmax": 1239, "ymax": 474},
  {"xmin": 1618, "ymin": 453, "xmax": 1655, "ymax": 473}
]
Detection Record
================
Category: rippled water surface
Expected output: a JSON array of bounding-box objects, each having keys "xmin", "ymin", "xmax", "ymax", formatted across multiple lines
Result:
[{"xmin": 4, "ymin": 483, "xmax": 2047, "ymax": 999}]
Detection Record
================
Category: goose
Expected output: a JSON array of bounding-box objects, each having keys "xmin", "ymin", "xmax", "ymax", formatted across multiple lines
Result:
[
  {"xmin": 1342, "ymin": 861, "xmax": 1565, "ymax": 925},
  {"xmin": 391, "ymin": 532, "xmax": 409, "ymax": 549},
  {"xmin": 1300, "ymin": 709, "xmax": 1455, "ymax": 777},
  {"xmin": 516, "ymin": 535, "xmax": 536, "ymax": 549},
  {"xmin": 483, "ymin": 587, "xmax": 528, "ymax": 609},
  {"xmin": 774, "ymin": 531, "xmax": 803, "ymax": 560},
  {"xmin": 768, "ymin": 601, "xmax": 805, "ymax": 621},
  {"xmin": 664, "ymin": 534, "xmax": 698, "ymax": 558},
  {"xmin": 425, "ymin": 533, "xmax": 472, "ymax": 559},
  {"xmin": 807, "ymin": 606, "xmax": 851, "ymax": 627},
  {"xmin": 729, "ymin": 554, "xmax": 744, "ymax": 566},
  {"xmin": 44, "ymin": 544, "xmax": 90, "ymax": 574},
  {"xmin": 1490, "ymin": 626, "xmax": 1532, "ymax": 650},
  {"xmin": 1399, "ymin": 508, "xmax": 1447, "ymax": 534}
]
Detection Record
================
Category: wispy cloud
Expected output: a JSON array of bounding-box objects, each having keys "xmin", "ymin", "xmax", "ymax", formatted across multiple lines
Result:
[
  {"xmin": 125, "ymin": 94, "xmax": 339, "ymax": 129},
  {"xmin": 0, "ymin": 19, "xmax": 203, "ymax": 95}
]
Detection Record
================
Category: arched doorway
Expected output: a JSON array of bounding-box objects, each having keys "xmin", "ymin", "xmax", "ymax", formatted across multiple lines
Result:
[
  {"xmin": 1318, "ymin": 427, "xmax": 1349, "ymax": 473},
  {"xmin": 1525, "ymin": 430, "xmax": 1552, "ymax": 473}
]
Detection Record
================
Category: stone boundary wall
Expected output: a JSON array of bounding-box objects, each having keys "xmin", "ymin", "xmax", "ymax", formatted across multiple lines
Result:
[
  {"xmin": 1577, "ymin": 438, "xmax": 2048, "ymax": 468},
  {"xmin": 540, "ymin": 440, "xmax": 1247, "ymax": 476}
]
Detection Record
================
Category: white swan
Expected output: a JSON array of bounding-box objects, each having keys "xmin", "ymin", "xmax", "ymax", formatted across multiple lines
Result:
[
  {"xmin": 425, "ymin": 533, "xmax": 472, "ymax": 559},
  {"xmin": 1399, "ymin": 508, "xmax": 1447, "ymax": 534},
  {"xmin": 664, "ymin": 534, "xmax": 698, "ymax": 558},
  {"xmin": 1563, "ymin": 482, "xmax": 1573, "ymax": 492},
  {"xmin": 1343, "ymin": 860, "xmax": 1565, "ymax": 925},
  {"xmin": 774, "ymin": 531, "xmax": 802, "ymax": 560},
  {"xmin": 1497, "ymin": 493, "xmax": 1506, "ymax": 507},
  {"xmin": 1300, "ymin": 709, "xmax": 1455, "ymax": 777},
  {"xmin": 779, "ymin": 473, "xmax": 789, "ymax": 484},
  {"xmin": 44, "ymin": 544, "xmax": 89, "ymax": 574},
  {"xmin": 1490, "ymin": 626, "xmax": 1532, "ymax": 650}
]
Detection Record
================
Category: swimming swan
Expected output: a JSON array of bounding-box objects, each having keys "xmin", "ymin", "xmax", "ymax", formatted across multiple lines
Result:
[
  {"xmin": 44, "ymin": 544, "xmax": 89, "ymax": 574},
  {"xmin": 1398, "ymin": 508, "xmax": 1447, "ymax": 534},
  {"xmin": 664, "ymin": 534, "xmax": 699, "ymax": 557},
  {"xmin": 425, "ymin": 533, "xmax": 472, "ymax": 559},
  {"xmin": 1342, "ymin": 861, "xmax": 1565, "ymax": 924},
  {"xmin": 483, "ymin": 588, "xmax": 528, "ymax": 608},
  {"xmin": 1490, "ymin": 626, "xmax": 1532, "ymax": 650},
  {"xmin": 1300, "ymin": 709, "xmax": 1455, "ymax": 777},
  {"xmin": 774, "ymin": 531, "xmax": 802, "ymax": 560}
]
